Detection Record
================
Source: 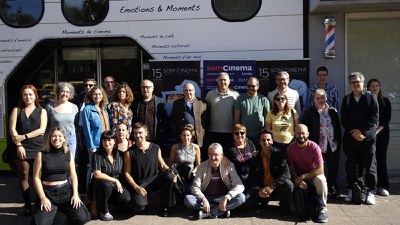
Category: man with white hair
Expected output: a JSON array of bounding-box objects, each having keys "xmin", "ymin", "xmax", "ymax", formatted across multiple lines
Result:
[
  {"xmin": 184, "ymin": 143, "xmax": 245, "ymax": 219},
  {"xmin": 205, "ymin": 72, "xmax": 239, "ymax": 148}
]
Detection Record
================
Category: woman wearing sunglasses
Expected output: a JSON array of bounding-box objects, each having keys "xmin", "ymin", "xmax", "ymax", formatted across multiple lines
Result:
[
  {"xmin": 265, "ymin": 93, "xmax": 299, "ymax": 153},
  {"xmin": 225, "ymin": 124, "xmax": 257, "ymax": 189}
]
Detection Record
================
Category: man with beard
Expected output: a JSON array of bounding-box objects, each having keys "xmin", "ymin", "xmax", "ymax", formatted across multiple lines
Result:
[{"xmin": 286, "ymin": 124, "xmax": 328, "ymax": 223}]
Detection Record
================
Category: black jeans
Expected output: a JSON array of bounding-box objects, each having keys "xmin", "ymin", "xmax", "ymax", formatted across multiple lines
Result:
[
  {"xmin": 376, "ymin": 130, "xmax": 390, "ymax": 189},
  {"xmin": 32, "ymin": 182, "xmax": 90, "ymax": 225},
  {"xmin": 129, "ymin": 173, "xmax": 175, "ymax": 211},
  {"xmin": 343, "ymin": 136, "xmax": 377, "ymax": 191},
  {"xmin": 94, "ymin": 179, "xmax": 131, "ymax": 214},
  {"xmin": 322, "ymin": 144, "xmax": 340, "ymax": 192}
]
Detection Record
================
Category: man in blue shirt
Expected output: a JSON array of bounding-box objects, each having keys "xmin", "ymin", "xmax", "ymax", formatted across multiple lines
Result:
[{"xmin": 306, "ymin": 66, "xmax": 339, "ymax": 110}]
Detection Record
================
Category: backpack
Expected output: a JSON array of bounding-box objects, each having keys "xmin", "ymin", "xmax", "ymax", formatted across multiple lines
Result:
[{"xmin": 346, "ymin": 90, "xmax": 378, "ymax": 128}]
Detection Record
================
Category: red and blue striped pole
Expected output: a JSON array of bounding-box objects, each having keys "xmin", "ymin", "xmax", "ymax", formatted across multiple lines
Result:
[{"xmin": 324, "ymin": 17, "xmax": 336, "ymax": 59}]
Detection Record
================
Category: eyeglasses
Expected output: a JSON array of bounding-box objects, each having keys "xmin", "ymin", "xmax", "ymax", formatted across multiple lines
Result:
[
  {"xmin": 208, "ymin": 153, "xmax": 222, "ymax": 158},
  {"xmin": 275, "ymin": 97, "xmax": 286, "ymax": 102},
  {"xmin": 234, "ymin": 131, "xmax": 245, "ymax": 136},
  {"xmin": 247, "ymin": 85, "xmax": 257, "ymax": 88},
  {"xmin": 350, "ymin": 80, "xmax": 362, "ymax": 85},
  {"xmin": 104, "ymin": 81, "xmax": 115, "ymax": 84},
  {"xmin": 85, "ymin": 84, "xmax": 95, "ymax": 87},
  {"xmin": 141, "ymin": 86, "xmax": 153, "ymax": 89}
]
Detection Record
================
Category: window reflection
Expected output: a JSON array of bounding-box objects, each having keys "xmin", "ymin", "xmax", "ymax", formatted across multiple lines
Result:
[
  {"xmin": 0, "ymin": 0, "xmax": 43, "ymax": 27},
  {"xmin": 212, "ymin": 0, "xmax": 261, "ymax": 22},
  {"xmin": 62, "ymin": 0, "xmax": 109, "ymax": 26}
]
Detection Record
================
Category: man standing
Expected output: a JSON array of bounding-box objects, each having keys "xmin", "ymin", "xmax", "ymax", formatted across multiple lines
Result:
[
  {"xmin": 124, "ymin": 122, "xmax": 175, "ymax": 217},
  {"xmin": 234, "ymin": 77, "xmax": 269, "ymax": 144},
  {"xmin": 184, "ymin": 143, "xmax": 245, "ymax": 219},
  {"xmin": 171, "ymin": 82, "xmax": 208, "ymax": 148},
  {"xmin": 131, "ymin": 79, "xmax": 168, "ymax": 146},
  {"xmin": 287, "ymin": 124, "xmax": 328, "ymax": 223},
  {"xmin": 306, "ymin": 66, "xmax": 340, "ymax": 109},
  {"xmin": 205, "ymin": 72, "xmax": 239, "ymax": 148},
  {"xmin": 246, "ymin": 129, "xmax": 293, "ymax": 216},
  {"xmin": 268, "ymin": 71, "xmax": 301, "ymax": 114},
  {"xmin": 341, "ymin": 72, "xmax": 378, "ymax": 205},
  {"xmin": 103, "ymin": 76, "xmax": 116, "ymax": 102}
]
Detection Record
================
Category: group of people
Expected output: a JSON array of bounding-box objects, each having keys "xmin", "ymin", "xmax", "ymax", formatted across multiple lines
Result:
[{"xmin": 8, "ymin": 67, "xmax": 391, "ymax": 224}]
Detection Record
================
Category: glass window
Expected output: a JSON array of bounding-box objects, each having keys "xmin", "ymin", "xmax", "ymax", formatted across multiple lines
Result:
[
  {"xmin": 0, "ymin": 0, "xmax": 43, "ymax": 27},
  {"xmin": 212, "ymin": 0, "xmax": 261, "ymax": 22},
  {"xmin": 62, "ymin": 0, "xmax": 109, "ymax": 26}
]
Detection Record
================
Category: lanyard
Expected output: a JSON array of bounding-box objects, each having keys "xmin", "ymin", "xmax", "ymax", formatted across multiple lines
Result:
[{"xmin": 237, "ymin": 144, "xmax": 247, "ymax": 162}]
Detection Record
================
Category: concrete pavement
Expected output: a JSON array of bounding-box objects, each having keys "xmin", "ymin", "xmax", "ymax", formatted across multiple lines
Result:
[{"xmin": 1, "ymin": 175, "xmax": 400, "ymax": 225}]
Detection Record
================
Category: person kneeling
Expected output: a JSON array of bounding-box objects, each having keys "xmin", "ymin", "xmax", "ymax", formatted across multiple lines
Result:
[
  {"xmin": 246, "ymin": 129, "xmax": 293, "ymax": 217},
  {"xmin": 184, "ymin": 143, "xmax": 245, "ymax": 219},
  {"xmin": 91, "ymin": 130, "xmax": 131, "ymax": 221}
]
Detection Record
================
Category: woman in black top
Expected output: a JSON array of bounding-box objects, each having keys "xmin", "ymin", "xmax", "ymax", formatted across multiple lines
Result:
[
  {"xmin": 225, "ymin": 124, "xmax": 257, "ymax": 189},
  {"xmin": 91, "ymin": 130, "xmax": 131, "ymax": 221},
  {"xmin": 32, "ymin": 127, "xmax": 90, "ymax": 225},
  {"xmin": 368, "ymin": 79, "xmax": 392, "ymax": 196},
  {"xmin": 9, "ymin": 85, "xmax": 47, "ymax": 215}
]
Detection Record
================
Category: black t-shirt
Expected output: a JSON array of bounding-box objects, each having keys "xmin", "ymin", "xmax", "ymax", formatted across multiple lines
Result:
[
  {"xmin": 127, "ymin": 143, "xmax": 160, "ymax": 185},
  {"xmin": 226, "ymin": 139, "xmax": 257, "ymax": 179},
  {"xmin": 41, "ymin": 147, "xmax": 70, "ymax": 182}
]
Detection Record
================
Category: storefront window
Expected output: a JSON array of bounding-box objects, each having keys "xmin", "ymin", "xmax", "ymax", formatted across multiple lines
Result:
[
  {"xmin": 62, "ymin": 0, "xmax": 108, "ymax": 26},
  {"xmin": 0, "ymin": 0, "xmax": 43, "ymax": 27},
  {"xmin": 212, "ymin": 0, "xmax": 261, "ymax": 22}
]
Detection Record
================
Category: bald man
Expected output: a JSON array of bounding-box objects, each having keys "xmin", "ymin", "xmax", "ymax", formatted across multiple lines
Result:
[
  {"xmin": 171, "ymin": 82, "xmax": 208, "ymax": 148},
  {"xmin": 286, "ymin": 124, "xmax": 328, "ymax": 223}
]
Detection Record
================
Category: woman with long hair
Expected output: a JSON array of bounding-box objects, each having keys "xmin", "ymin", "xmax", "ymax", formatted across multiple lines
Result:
[
  {"xmin": 82, "ymin": 86, "xmax": 110, "ymax": 188},
  {"xmin": 108, "ymin": 83, "xmax": 134, "ymax": 132},
  {"xmin": 46, "ymin": 82, "xmax": 79, "ymax": 158},
  {"xmin": 367, "ymin": 78, "xmax": 392, "ymax": 196},
  {"xmin": 91, "ymin": 130, "xmax": 131, "ymax": 221},
  {"xmin": 265, "ymin": 93, "xmax": 299, "ymax": 153},
  {"xmin": 9, "ymin": 85, "xmax": 47, "ymax": 215},
  {"xmin": 32, "ymin": 127, "xmax": 90, "ymax": 225}
]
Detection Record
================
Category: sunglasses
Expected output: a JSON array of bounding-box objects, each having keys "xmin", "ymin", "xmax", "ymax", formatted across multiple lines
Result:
[
  {"xmin": 275, "ymin": 97, "xmax": 286, "ymax": 102},
  {"xmin": 234, "ymin": 131, "xmax": 245, "ymax": 136},
  {"xmin": 85, "ymin": 84, "xmax": 95, "ymax": 87}
]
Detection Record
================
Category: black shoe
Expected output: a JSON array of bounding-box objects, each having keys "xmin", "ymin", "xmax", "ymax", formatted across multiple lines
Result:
[
  {"xmin": 23, "ymin": 205, "xmax": 32, "ymax": 216},
  {"xmin": 159, "ymin": 208, "xmax": 169, "ymax": 217},
  {"xmin": 298, "ymin": 214, "xmax": 310, "ymax": 222}
]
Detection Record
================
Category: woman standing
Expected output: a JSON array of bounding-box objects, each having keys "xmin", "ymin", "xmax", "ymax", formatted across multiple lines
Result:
[
  {"xmin": 368, "ymin": 79, "xmax": 392, "ymax": 196},
  {"xmin": 108, "ymin": 83, "xmax": 134, "ymax": 132},
  {"xmin": 46, "ymin": 82, "xmax": 79, "ymax": 158},
  {"xmin": 9, "ymin": 85, "xmax": 47, "ymax": 215},
  {"xmin": 225, "ymin": 124, "xmax": 257, "ymax": 189},
  {"xmin": 302, "ymin": 88, "xmax": 341, "ymax": 197},
  {"xmin": 168, "ymin": 124, "xmax": 201, "ymax": 196},
  {"xmin": 265, "ymin": 93, "xmax": 299, "ymax": 153},
  {"xmin": 91, "ymin": 131, "xmax": 131, "ymax": 221},
  {"xmin": 32, "ymin": 127, "xmax": 90, "ymax": 225},
  {"xmin": 82, "ymin": 86, "xmax": 110, "ymax": 188}
]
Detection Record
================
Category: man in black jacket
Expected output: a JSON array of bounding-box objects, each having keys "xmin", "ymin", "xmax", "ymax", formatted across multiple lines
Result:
[
  {"xmin": 341, "ymin": 72, "xmax": 379, "ymax": 205},
  {"xmin": 246, "ymin": 129, "xmax": 293, "ymax": 215}
]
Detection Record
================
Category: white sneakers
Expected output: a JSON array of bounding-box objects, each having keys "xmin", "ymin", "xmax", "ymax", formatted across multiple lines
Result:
[
  {"xmin": 378, "ymin": 188, "xmax": 390, "ymax": 196},
  {"xmin": 345, "ymin": 189, "xmax": 353, "ymax": 202},
  {"xmin": 365, "ymin": 192, "xmax": 376, "ymax": 205}
]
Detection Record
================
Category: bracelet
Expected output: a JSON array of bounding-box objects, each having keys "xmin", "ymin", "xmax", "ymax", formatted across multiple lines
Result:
[{"xmin": 25, "ymin": 134, "xmax": 28, "ymax": 140}]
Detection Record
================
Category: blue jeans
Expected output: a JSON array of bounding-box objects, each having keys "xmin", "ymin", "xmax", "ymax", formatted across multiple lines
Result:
[
  {"xmin": 66, "ymin": 132, "xmax": 77, "ymax": 159},
  {"xmin": 184, "ymin": 193, "xmax": 245, "ymax": 217}
]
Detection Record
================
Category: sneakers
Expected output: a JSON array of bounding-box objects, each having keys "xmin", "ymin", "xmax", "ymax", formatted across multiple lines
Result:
[
  {"xmin": 315, "ymin": 211, "xmax": 329, "ymax": 223},
  {"xmin": 378, "ymin": 188, "xmax": 390, "ymax": 196},
  {"xmin": 99, "ymin": 212, "xmax": 114, "ymax": 221},
  {"xmin": 198, "ymin": 210, "xmax": 211, "ymax": 220},
  {"xmin": 225, "ymin": 210, "xmax": 230, "ymax": 218},
  {"xmin": 345, "ymin": 189, "xmax": 353, "ymax": 202},
  {"xmin": 365, "ymin": 192, "xmax": 376, "ymax": 205}
]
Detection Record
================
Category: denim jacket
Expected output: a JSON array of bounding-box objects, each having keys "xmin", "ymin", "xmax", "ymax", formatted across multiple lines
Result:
[{"xmin": 82, "ymin": 104, "xmax": 109, "ymax": 151}]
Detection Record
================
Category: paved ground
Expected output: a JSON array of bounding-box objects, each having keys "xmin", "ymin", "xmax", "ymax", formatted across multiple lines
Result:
[{"xmin": 2, "ymin": 174, "xmax": 400, "ymax": 225}]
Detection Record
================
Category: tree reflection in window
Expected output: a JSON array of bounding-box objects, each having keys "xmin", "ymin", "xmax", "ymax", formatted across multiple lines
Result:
[
  {"xmin": 62, "ymin": 0, "xmax": 108, "ymax": 26},
  {"xmin": 212, "ymin": 0, "xmax": 261, "ymax": 22},
  {"xmin": 0, "ymin": 0, "xmax": 43, "ymax": 27}
]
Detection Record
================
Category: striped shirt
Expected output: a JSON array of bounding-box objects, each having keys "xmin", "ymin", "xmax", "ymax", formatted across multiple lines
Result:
[
  {"xmin": 92, "ymin": 150, "xmax": 123, "ymax": 179},
  {"xmin": 306, "ymin": 83, "xmax": 339, "ymax": 110}
]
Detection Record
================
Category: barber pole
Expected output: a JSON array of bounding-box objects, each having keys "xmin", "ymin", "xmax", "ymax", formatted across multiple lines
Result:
[{"xmin": 324, "ymin": 17, "xmax": 336, "ymax": 59}]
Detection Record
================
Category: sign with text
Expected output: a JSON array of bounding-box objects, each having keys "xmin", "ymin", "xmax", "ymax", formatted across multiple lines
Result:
[{"xmin": 203, "ymin": 60, "xmax": 256, "ymax": 95}]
